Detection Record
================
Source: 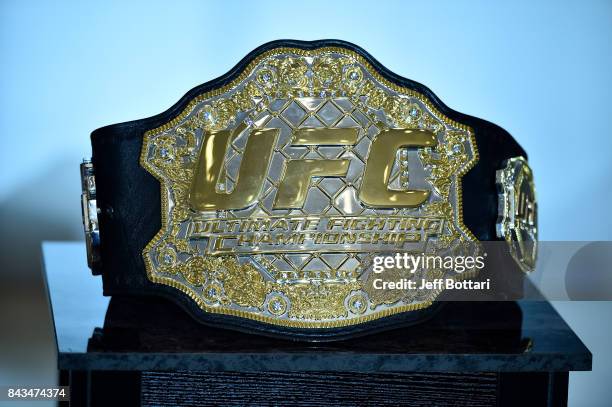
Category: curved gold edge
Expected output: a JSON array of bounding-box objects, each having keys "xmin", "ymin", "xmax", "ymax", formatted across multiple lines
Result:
[{"xmin": 139, "ymin": 45, "xmax": 481, "ymax": 329}]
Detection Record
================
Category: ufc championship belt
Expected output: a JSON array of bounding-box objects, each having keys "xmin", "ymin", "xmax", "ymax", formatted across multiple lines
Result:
[{"xmin": 82, "ymin": 40, "xmax": 537, "ymax": 340}]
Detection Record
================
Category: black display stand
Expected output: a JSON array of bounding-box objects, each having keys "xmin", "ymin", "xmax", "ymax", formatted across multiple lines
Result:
[{"xmin": 44, "ymin": 243, "xmax": 591, "ymax": 407}]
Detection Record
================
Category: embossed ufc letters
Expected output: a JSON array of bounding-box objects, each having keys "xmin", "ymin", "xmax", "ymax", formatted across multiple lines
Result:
[
  {"xmin": 359, "ymin": 129, "xmax": 437, "ymax": 207},
  {"xmin": 190, "ymin": 127, "xmax": 436, "ymax": 211},
  {"xmin": 189, "ymin": 124, "xmax": 279, "ymax": 211},
  {"xmin": 273, "ymin": 128, "xmax": 359, "ymax": 209}
]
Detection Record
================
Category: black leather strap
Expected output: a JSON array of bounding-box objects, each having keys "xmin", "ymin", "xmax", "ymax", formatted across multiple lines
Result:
[{"xmin": 91, "ymin": 39, "xmax": 526, "ymax": 340}]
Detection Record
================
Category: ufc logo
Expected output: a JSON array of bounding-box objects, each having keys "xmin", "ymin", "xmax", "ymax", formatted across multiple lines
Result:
[
  {"xmin": 517, "ymin": 187, "xmax": 537, "ymax": 227},
  {"xmin": 189, "ymin": 126, "xmax": 437, "ymax": 211}
]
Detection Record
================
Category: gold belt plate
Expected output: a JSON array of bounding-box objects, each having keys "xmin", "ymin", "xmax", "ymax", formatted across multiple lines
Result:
[{"xmin": 140, "ymin": 46, "xmax": 479, "ymax": 328}]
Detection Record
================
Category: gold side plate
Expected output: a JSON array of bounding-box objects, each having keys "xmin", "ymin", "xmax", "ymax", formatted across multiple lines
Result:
[
  {"xmin": 140, "ymin": 46, "xmax": 480, "ymax": 328},
  {"xmin": 496, "ymin": 156, "xmax": 537, "ymax": 272}
]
